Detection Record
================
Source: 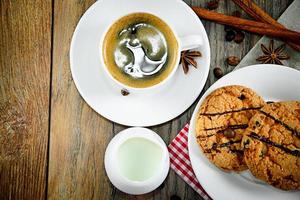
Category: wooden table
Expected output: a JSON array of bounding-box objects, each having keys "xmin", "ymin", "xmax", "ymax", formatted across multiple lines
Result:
[{"xmin": 0, "ymin": 0, "xmax": 293, "ymax": 199}]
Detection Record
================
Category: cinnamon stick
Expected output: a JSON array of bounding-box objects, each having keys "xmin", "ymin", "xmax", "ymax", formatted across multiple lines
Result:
[
  {"xmin": 232, "ymin": 0, "xmax": 283, "ymax": 27},
  {"xmin": 191, "ymin": 7, "xmax": 300, "ymax": 45},
  {"xmin": 232, "ymin": 0, "xmax": 300, "ymax": 52}
]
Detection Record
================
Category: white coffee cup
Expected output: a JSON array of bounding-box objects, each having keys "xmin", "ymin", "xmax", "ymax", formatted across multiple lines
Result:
[{"xmin": 99, "ymin": 12, "xmax": 202, "ymax": 93}]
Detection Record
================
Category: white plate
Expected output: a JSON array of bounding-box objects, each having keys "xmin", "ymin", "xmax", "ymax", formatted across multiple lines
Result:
[
  {"xmin": 188, "ymin": 64, "xmax": 300, "ymax": 200},
  {"xmin": 70, "ymin": 0, "xmax": 210, "ymax": 126}
]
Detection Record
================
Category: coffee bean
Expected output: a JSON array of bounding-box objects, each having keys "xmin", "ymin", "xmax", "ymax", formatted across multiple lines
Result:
[
  {"xmin": 234, "ymin": 31, "xmax": 245, "ymax": 43},
  {"xmin": 121, "ymin": 89, "xmax": 130, "ymax": 96},
  {"xmin": 225, "ymin": 30, "xmax": 236, "ymax": 41},
  {"xmin": 226, "ymin": 56, "xmax": 240, "ymax": 66},
  {"xmin": 213, "ymin": 67, "xmax": 223, "ymax": 79},
  {"xmin": 206, "ymin": 0, "xmax": 219, "ymax": 10},
  {"xmin": 223, "ymin": 128, "xmax": 235, "ymax": 138}
]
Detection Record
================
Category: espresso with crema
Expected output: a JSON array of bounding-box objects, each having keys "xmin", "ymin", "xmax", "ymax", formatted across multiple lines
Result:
[{"xmin": 102, "ymin": 13, "xmax": 179, "ymax": 88}]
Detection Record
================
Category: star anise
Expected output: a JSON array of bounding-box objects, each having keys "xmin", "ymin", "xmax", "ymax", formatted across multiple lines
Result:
[
  {"xmin": 256, "ymin": 40, "xmax": 290, "ymax": 65},
  {"xmin": 180, "ymin": 50, "xmax": 201, "ymax": 74}
]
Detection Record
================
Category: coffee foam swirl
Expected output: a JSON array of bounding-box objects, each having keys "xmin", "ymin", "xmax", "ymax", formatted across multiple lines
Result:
[{"xmin": 114, "ymin": 23, "xmax": 168, "ymax": 78}]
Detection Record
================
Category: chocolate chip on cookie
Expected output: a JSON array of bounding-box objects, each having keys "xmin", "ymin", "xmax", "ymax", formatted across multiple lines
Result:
[
  {"xmin": 223, "ymin": 128, "xmax": 236, "ymax": 138},
  {"xmin": 243, "ymin": 101, "xmax": 300, "ymax": 190},
  {"xmin": 238, "ymin": 94, "xmax": 246, "ymax": 100},
  {"xmin": 196, "ymin": 85, "xmax": 266, "ymax": 171}
]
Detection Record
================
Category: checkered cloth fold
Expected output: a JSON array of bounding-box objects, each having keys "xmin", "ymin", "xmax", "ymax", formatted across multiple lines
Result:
[{"xmin": 168, "ymin": 124, "xmax": 212, "ymax": 200}]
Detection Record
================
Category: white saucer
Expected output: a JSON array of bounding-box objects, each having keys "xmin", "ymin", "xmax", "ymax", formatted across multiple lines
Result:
[
  {"xmin": 188, "ymin": 64, "xmax": 300, "ymax": 200},
  {"xmin": 70, "ymin": 0, "xmax": 210, "ymax": 126}
]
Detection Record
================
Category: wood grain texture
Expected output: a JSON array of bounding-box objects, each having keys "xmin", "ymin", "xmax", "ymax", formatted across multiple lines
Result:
[
  {"xmin": 47, "ymin": 0, "xmax": 114, "ymax": 199},
  {"xmin": 0, "ymin": 0, "xmax": 52, "ymax": 199}
]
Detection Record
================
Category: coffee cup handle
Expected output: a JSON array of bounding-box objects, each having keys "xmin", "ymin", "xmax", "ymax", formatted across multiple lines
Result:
[{"xmin": 179, "ymin": 35, "xmax": 203, "ymax": 51}]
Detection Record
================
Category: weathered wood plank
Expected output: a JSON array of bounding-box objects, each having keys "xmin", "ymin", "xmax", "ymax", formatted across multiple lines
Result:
[
  {"xmin": 0, "ymin": 0, "xmax": 52, "ymax": 199},
  {"xmin": 47, "ymin": 0, "xmax": 114, "ymax": 199}
]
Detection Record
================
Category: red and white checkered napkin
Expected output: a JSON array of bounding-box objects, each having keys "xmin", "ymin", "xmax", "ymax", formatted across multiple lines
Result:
[{"xmin": 168, "ymin": 124, "xmax": 212, "ymax": 200}]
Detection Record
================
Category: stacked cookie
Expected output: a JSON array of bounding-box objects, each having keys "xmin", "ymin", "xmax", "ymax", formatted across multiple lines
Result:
[{"xmin": 195, "ymin": 85, "xmax": 300, "ymax": 190}]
